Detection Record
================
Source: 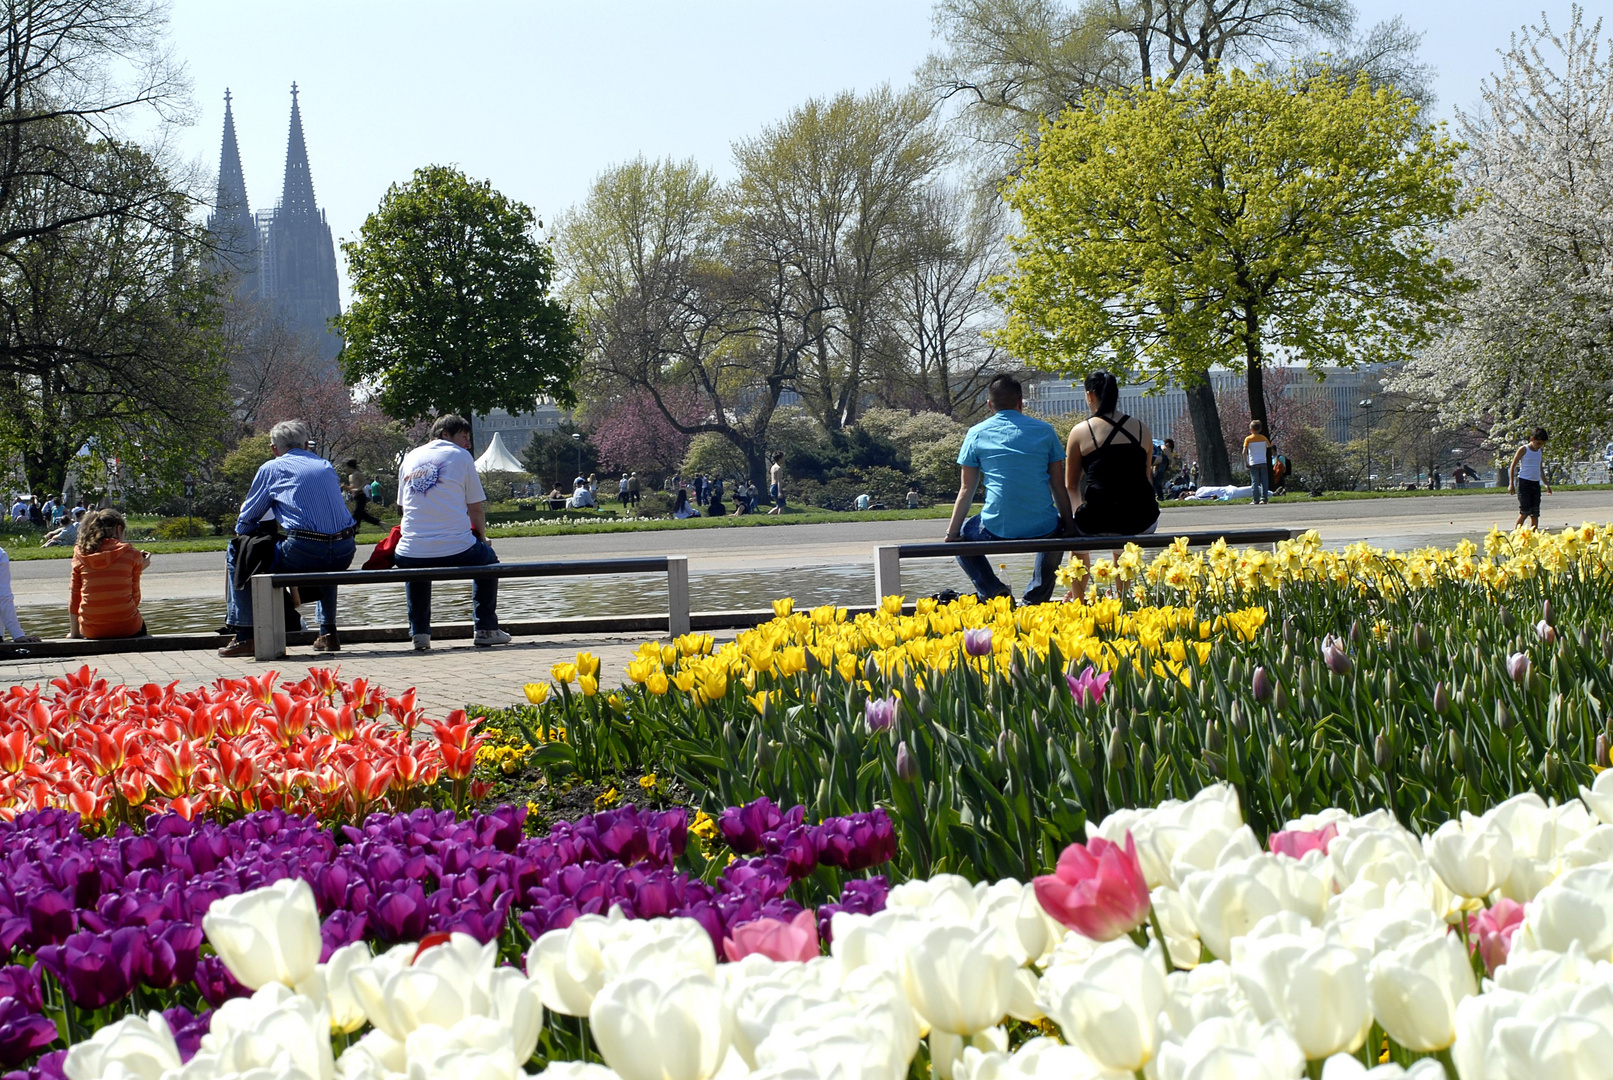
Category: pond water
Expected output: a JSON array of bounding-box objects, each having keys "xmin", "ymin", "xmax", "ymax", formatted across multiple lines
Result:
[{"xmin": 13, "ymin": 531, "xmax": 1484, "ymax": 638}]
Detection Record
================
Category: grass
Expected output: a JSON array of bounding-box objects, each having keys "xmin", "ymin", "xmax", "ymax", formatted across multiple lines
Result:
[{"xmin": 4, "ymin": 484, "xmax": 1605, "ymax": 561}]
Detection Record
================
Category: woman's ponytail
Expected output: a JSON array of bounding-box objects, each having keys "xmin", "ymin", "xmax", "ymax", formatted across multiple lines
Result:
[{"xmin": 1083, "ymin": 370, "xmax": 1120, "ymax": 416}]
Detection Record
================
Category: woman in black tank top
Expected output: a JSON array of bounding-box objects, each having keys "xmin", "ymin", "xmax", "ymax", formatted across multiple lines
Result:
[{"xmin": 1065, "ymin": 371, "xmax": 1161, "ymax": 537}]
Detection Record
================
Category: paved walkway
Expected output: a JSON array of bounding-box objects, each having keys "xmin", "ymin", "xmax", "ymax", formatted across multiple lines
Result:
[{"xmin": 0, "ymin": 634, "xmax": 658, "ymax": 717}]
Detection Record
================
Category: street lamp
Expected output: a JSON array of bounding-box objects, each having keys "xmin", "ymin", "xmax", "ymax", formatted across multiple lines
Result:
[
  {"xmin": 1358, "ymin": 399, "xmax": 1374, "ymax": 491},
  {"xmin": 570, "ymin": 432, "xmax": 582, "ymax": 478}
]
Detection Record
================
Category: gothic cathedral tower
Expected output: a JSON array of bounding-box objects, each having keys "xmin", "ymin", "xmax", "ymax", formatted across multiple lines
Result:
[{"xmin": 207, "ymin": 85, "xmax": 344, "ymax": 369}]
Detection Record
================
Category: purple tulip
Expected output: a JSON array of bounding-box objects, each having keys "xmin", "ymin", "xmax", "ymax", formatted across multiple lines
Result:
[
  {"xmin": 763, "ymin": 825, "xmax": 819, "ymax": 879},
  {"xmin": 194, "ymin": 955, "xmax": 249, "ymax": 1009},
  {"xmin": 895, "ymin": 741, "xmax": 917, "ymax": 782},
  {"xmin": 367, "ymin": 883, "xmax": 430, "ymax": 942},
  {"xmin": 0, "ymin": 999, "xmax": 59, "ymax": 1069},
  {"xmin": 963, "ymin": 628, "xmax": 993, "ymax": 657},
  {"xmin": 718, "ymin": 798, "xmax": 787, "ymax": 854},
  {"xmin": 817, "ymin": 875, "xmax": 890, "ymax": 943},
  {"xmin": 1507, "ymin": 652, "xmax": 1530, "ymax": 682},
  {"xmin": 34, "ymin": 929, "xmax": 140, "ymax": 1010},
  {"xmin": 0, "ymin": 967, "xmax": 42, "ymax": 1014},
  {"xmin": 1251, "ymin": 666, "xmax": 1273, "ymax": 703},
  {"xmin": 160, "ymin": 1007, "xmax": 211, "ymax": 1063},
  {"xmin": 864, "ymin": 694, "xmax": 898, "ymax": 732},
  {"xmin": 1322, "ymin": 635, "xmax": 1353, "ymax": 676},
  {"xmin": 813, "ymin": 811, "xmax": 897, "ymax": 871},
  {"xmin": 319, "ymin": 911, "xmax": 368, "ymax": 962},
  {"xmin": 140, "ymin": 921, "xmax": 204, "ymax": 989}
]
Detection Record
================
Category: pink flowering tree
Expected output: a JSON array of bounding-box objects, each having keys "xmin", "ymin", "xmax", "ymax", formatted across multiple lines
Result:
[{"xmin": 589, "ymin": 389, "xmax": 701, "ymax": 474}]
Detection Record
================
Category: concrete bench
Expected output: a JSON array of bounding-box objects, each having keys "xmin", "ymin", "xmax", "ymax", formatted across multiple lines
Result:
[
  {"xmin": 249, "ymin": 555, "xmax": 690, "ymax": 661},
  {"xmin": 873, "ymin": 529, "xmax": 1297, "ymax": 603}
]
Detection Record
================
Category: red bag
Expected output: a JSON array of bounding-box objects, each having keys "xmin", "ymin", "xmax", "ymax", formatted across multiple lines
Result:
[{"xmin": 363, "ymin": 526, "xmax": 402, "ymax": 570}]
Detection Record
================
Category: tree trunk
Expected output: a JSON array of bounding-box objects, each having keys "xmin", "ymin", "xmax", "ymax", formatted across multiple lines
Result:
[
  {"xmin": 1185, "ymin": 379, "xmax": 1231, "ymax": 484},
  {"xmin": 1243, "ymin": 307, "xmax": 1269, "ymax": 441},
  {"xmin": 741, "ymin": 439, "xmax": 767, "ymax": 489}
]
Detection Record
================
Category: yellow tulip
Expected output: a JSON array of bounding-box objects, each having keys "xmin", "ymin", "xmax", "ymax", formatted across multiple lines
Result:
[
  {"xmin": 645, "ymin": 671, "xmax": 670, "ymax": 695},
  {"xmin": 880, "ymin": 594, "xmax": 905, "ymax": 616},
  {"xmin": 523, "ymin": 682, "xmax": 551, "ymax": 705},
  {"xmin": 672, "ymin": 671, "xmax": 696, "ymax": 693},
  {"xmin": 579, "ymin": 675, "xmax": 599, "ymax": 697},
  {"xmin": 576, "ymin": 651, "xmax": 602, "ymax": 679},
  {"xmin": 773, "ymin": 597, "xmax": 795, "ymax": 618},
  {"xmin": 551, "ymin": 662, "xmax": 578, "ymax": 684},
  {"xmin": 747, "ymin": 691, "xmax": 769, "ymax": 716}
]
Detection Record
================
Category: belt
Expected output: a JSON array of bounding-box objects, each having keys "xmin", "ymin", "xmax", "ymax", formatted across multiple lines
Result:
[{"xmin": 287, "ymin": 526, "xmax": 357, "ymax": 542}]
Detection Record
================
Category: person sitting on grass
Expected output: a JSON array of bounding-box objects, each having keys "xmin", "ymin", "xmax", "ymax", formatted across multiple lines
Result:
[
  {"xmin": 68, "ymin": 509, "xmax": 148, "ymax": 640},
  {"xmin": 41, "ymin": 508, "xmax": 83, "ymax": 547},
  {"xmin": 673, "ymin": 488, "xmax": 699, "ymax": 519}
]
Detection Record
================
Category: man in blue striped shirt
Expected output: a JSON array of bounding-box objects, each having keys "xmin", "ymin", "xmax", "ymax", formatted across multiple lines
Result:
[{"xmin": 219, "ymin": 419, "xmax": 357, "ymax": 657}]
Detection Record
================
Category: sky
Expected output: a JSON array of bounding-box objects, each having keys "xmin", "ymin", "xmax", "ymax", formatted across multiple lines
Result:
[{"xmin": 162, "ymin": 0, "xmax": 1588, "ymax": 304}]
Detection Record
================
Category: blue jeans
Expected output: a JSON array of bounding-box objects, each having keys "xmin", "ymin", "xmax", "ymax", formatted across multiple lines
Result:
[
  {"xmin": 1250, "ymin": 463, "xmax": 1270, "ymax": 503},
  {"xmin": 954, "ymin": 514, "xmax": 1062, "ymax": 607},
  {"xmin": 226, "ymin": 536, "xmax": 356, "ymax": 637},
  {"xmin": 394, "ymin": 540, "xmax": 500, "ymax": 636}
]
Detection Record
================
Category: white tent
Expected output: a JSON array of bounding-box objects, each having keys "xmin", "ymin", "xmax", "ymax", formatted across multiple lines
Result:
[{"xmin": 475, "ymin": 432, "xmax": 525, "ymax": 473}]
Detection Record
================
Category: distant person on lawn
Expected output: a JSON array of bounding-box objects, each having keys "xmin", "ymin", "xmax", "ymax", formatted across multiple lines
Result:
[
  {"xmin": 68, "ymin": 510, "xmax": 148, "ymax": 640},
  {"xmin": 218, "ymin": 420, "xmax": 356, "ymax": 658},
  {"xmin": 1509, "ymin": 427, "xmax": 1552, "ymax": 529},
  {"xmin": 395, "ymin": 414, "xmax": 510, "ymax": 651},
  {"xmin": 1244, "ymin": 420, "xmax": 1273, "ymax": 505},
  {"xmin": 944, "ymin": 373, "xmax": 1071, "ymax": 606}
]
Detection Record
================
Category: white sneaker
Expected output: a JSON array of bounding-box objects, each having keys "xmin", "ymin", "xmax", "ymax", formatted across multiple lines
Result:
[
  {"xmin": 474, "ymin": 628, "xmax": 511, "ymax": 647},
  {"xmin": 412, "ymin": 634, "xmax": 431, "ymax": 651}
]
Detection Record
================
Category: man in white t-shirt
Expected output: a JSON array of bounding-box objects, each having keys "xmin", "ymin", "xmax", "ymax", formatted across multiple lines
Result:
[{"xmin": 394, "ymin": 415, "xmax": 510, "ymax": 651}]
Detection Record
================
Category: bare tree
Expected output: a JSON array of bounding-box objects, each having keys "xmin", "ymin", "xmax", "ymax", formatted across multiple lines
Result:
[{"xmin": 878, "ymin": 186, "xmax": 1007, "ymax": 417}]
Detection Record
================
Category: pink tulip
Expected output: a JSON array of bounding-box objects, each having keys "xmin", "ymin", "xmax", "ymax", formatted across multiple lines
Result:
[
  {"xmin": 1033, "ymin": 833, "xmax": 1150, "ymax": 941},
  {"xmin": 963, "ymin": 628, "xmax": 993, "ymax": 657},
  {"xmin": 1536, "ymin": 620, "xmax": 1558, "ymax": 644},
  {"xmin": 1065, "ymin": 665, "xmax": 1112, "ymax": 707},
  {"xmin": 1467, "ymin": 898, "xmax": 1525, "ymax": 976},
  {"xmin": 722, "ymin": 909, "xmax": 820, "ymax": 963},
  {"xmin": 1267, "ymin": 823, "xmax": 1338, "ymax": 860}
]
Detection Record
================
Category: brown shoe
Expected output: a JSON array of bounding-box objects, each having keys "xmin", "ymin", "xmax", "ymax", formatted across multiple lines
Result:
[
  {"xmin": 311, "ymin": 633, "xmax": 340, "ymax": 652},
  {"xmin": 217, "ymin": 638, "xmax": 255, "ymax": 658}
]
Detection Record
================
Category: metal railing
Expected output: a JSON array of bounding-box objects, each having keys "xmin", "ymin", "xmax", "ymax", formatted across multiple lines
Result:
[
  {"xmin": 248, "ymin": 555, "xmax": 690, "ymax": 661},
  {"xmin": 873, "ymin": 529, "xmax": 1296, "ymax": 603}
]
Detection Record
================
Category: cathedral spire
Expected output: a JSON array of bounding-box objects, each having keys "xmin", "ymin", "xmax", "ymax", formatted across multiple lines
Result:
[
  {"xmin": 278, "ymin": 81, "xmax": 319, "ymax": 216},
  {"xmin": 215, "ymin": 88, "xmax": 250, "ymax": 216}
]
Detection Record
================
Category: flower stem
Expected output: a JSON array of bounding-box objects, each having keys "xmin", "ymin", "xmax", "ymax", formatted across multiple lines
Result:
[{"xmin": 1148, "ymin": 906, "xmax": 1177, "ymax": 974}]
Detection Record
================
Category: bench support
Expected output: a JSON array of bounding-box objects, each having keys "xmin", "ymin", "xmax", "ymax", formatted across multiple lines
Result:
[
  {"xmin": 666, "ymin": 555, "xmax": 690, "ymax": 637},
  {"xmin": 250, "ymin": 574, "xmax": 287, "ymax": 661},
  {"xmin": 874, "ymin": 545, "xmax": 903, "ymax": 605}
]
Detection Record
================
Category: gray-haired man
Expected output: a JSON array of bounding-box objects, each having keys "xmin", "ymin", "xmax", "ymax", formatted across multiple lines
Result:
[{"xmin": 219, "ymin": 420, "xmax": 357, "ymax": 657}]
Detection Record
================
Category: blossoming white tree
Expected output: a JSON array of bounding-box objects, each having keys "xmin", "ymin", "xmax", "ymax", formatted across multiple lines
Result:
[{"xmin": 1398, "ymin": 6, "xmax": 1613, "ymax": 457}]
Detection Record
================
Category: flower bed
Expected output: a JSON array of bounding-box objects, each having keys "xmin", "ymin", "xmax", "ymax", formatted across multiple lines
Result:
[
  {"xmin": 29, "ymin": 779, "xmax": 1613, "ymax": 1080},
  {"xmin": 502, "ymin": 526, "xmax": 1613, "ymax": 883}
]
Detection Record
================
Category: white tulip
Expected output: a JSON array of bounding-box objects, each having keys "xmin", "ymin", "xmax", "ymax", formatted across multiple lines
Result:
[
  {"xmin": 1491, "ymin": 939, "xmax": 1598, "ymax": 991},
  {"xmin": 335, "ymin": 1030, "xmax": 406, "ymax": 1080},
  {"xmin": 526, "ymin": 910, "xmax": 634, "ymax": 1016},
  {"xmin": 1152, "ymin": 887, "xmax": 1204, "ymax": 970},
  {"xmin": 1487, "ymin": 793, "xmax": 1593, "ymax": 862},
  {"xmin": 1318, "ymin": 1055, "xmax": 1447, "ymax": 1078},
  {"xmin": 1329, "ymin": 828, "xmax": 1425, "ymax": 893},
  {"xmin": 1158, "ymin": 961, "xmax": 1256, "ymax": 1043},
  {"xmin": 953, "ymin": 1036, "xmax": 1117, "ymax": 1080},
  {"xmin": 308, "ymin": 940, "xmax": 372, "ymax": 1035},
  {"xmin": 1580, "ymin": 769, "xmax": 1613, "ymax": 825},
  {"xmin": 1515, "ymin": 866, "xmax": 1613, "ymax": 959},
  {"xmin": 726, "ymin": 970, "xmax": 840, "ymax": 1066},
  {"xmin": 204, "ymin": 983, "xmax": 335, "ymax": 1080},
  {"xmin": 1179, "ymin": 855, "xmax": 1328, "ymax": 961},
  {"xmin": 1039, "ymin": 939, "xmax": 1167, "ymax": 1072},
  {"xmin": 201, "ymin": 878, "xmax": 323, "ymax": 992},
  {"xmin": 971, "ymin": 879, "xmax": 1062, "ymax": 964},
  {"xmin": 1233, "ymin": 926, "xmax": 1372, "ymax": 1059},
  {"xmin": 1497, "ymin": 853, "xmax": 1557, "ymax": 903},
  {"xmin": 829, "ymin": 909, "xmax": 919, "ymax": 977},
  {"xmin": 900, "ymin": 922, "xmax": 1027, "ymax": 1035},
  {"xmin": 63, "ymin": 1013, "xmax": 182, "ymax": 1080},
  {"xmin": 1367, "ymin": 931, "xmax": 1475, "ymax": 1052},
  {"xmin": 598, "ymin": 917, "xmax": 717, "ymax": 985},
  {"xmin": 350, "ymin": 933, "xmax": 497, "ymax": 1042},
  {"xmin": 486, "ymin": 965, "xmax": 545, "ymax": 1065},
  {"xmin": 529, "ymin": 1064, "xmax": 624, "ymax": 1080},
  {"xmin": 1558, "ymin": 824, "xmax": 1613, "ymax": 869},
  {"xmin": 1422, "ymin": 814, "xmax": 1514, "ymax": 899},
  {"xmin": 754, "ymin": 1000, "xmax": 916, "ymax": 1080},
  {"xmin": 1152, "ymin": 1015, "xmax": 1304, "ymax": 1080},
  {"xmin": 837, "ymin": 965, "xmax": 923, "ymax": 1067},
  {"xmin": 885, "ymin": 874, "xmax": 978, "ymax": 923},
  {"xmin": 404, "ymin": 1015, "xmax": 522, "ymax": 1080},
  {"xmin": 589, "ymin": 971, "xmax": 730, "ymax": 1080}
]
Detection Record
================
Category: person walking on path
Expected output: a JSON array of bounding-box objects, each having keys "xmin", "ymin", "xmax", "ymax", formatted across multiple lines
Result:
[
  {"xmin": 618, "ymin": 474, "xmax": 630, "ymax": 507},
  {"xmin": 945, "ymin": 373, "xmax": 1072, "ymax": 606},
  {"xmin": 218, "ymin": 420, "xmax": 357, "ymax": 658},
  {"xmin": 0, "ymin": 545, "xmax": 39, "ymax": 644},
  {"xmin": 67, "ymin": 510, "xmax": 148, "ymax": 640},
  {"xmin": 344, "ymin": 459, "xmax": 383, "ymax": 527},
  {"xmin": 1510, "ymin": 427, "xmax": 1552, "ymax": 529},
  {"xmin": 1065, "ymin": 371, "xmax": 1160, "ymax": 543},
  {"xmin": 1244, "ymin": 421, "xmax": 1273, "ymax": 505},
  {"xmin": 627, "ymin": 472, "xmax": 641, "ymax": 506},
  {"xmin": 394, "ymin": 414, "xmax": 510, "ymax": 651},
  {"xmin": 1152, "ymin": 439, "xmax": 1177, "ymax": 500},
  {"xmin": 767, "ymin": 454, "xmax": 786, "ymax": 515}
]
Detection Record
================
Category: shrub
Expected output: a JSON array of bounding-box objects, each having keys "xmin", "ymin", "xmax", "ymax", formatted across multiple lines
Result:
[{"xmin": 153, "ymin": 516, "xmax": 212, "ymax": 540}]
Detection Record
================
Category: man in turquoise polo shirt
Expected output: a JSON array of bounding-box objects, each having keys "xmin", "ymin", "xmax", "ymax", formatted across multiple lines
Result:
[{"xmin": 944, "ymin": 373, "xmax": 1071, "ymax": 605}]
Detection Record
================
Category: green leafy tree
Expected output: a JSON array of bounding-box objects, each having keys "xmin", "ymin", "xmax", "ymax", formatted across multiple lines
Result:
[
  {"xmin": 337, "ymin": 166, "xmax": 581, "ymax": 435},
  {"xmin": 993, "ymin": 68, "xmax": 1465, "ymax": 483}
]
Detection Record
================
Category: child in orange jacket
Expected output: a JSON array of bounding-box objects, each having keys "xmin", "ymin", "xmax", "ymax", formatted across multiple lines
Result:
[{"xmin": 68, "ymin": 509, "xmax": 149, "ymax": 639}]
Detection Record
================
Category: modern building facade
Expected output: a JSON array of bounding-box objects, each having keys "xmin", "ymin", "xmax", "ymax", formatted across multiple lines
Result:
[{"xmin": 206, "ymin": 85, "xmax": 343, "ymax": 366}]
